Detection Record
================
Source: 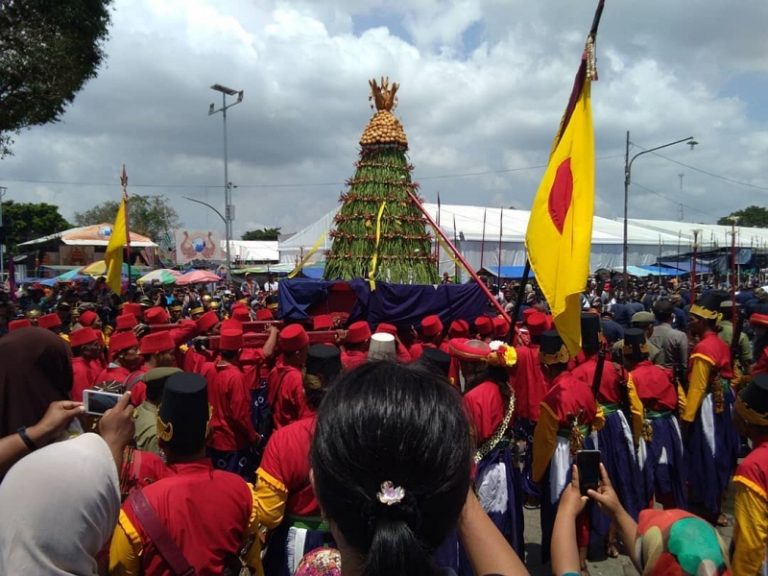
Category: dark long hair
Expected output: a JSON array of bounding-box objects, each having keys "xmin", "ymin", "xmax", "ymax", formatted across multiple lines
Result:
[{"xmin": 311, "ymin": 361, "xmax": 472, "ymax": 576}]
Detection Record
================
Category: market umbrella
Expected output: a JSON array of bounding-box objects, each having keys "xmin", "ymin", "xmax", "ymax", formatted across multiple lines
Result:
[
  {"xmin": 137, "ymin": 269, "xmax": 181, "ymax": 285},
  {"xmin": 81, "ymin": 260, "xmax": 145, "ymax": 280},
  {"xmin": 175, "ymin": 269, "xmax": 222, "ymax": 285},
  {"xmin": 55, "ymin": 268, "xmax": 91, "ymax": 283}
]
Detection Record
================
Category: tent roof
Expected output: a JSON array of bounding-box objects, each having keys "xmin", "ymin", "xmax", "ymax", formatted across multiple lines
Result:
[
  {"xmin": 278, "ymin": 203, "xmax": 768, "ymax": 257},
  {"xmin": 222, "ymin": 240, "xmax": 279, "ymax": 262},
  {"xmin": 18, "ymin": 224, "xmax": 157, "ymax": 247}
]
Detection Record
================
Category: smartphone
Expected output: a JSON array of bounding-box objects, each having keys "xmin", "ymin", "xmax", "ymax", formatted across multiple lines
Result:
[
  {"xmin": 82, "ymin": 389, "xmax": 123, "ymax": 416},
  {"xmin": 576, "ymin": 450, "xmax": 601, "ymax": 496}
]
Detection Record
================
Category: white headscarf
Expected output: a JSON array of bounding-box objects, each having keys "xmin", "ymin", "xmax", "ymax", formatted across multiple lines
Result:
[{"xmin": 0, "ymin": 433, "xmax": 120, "ymax": 575}]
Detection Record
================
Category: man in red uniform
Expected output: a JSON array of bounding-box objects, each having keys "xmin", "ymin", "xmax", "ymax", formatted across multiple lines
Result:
[
  {"xmin": 109, "ymin": 372, "xmax": 267, "ymax": 575},
  {"xmin": 144, "ymin": 306, "xmax": 170, "ymax": 326},
  {"xmin": 69, "ymin": 327, "xmax": 101, "ymax": 402},
  {"xmin": 182, "ymin": 310, "xmax": 219, "ymax": 374},
  {"xmin": 683, "ymin": 291, "xmax": 739, "ymax": 526},
  {"xmin": 750, "ymin": 313, "xmax": 768, "ymax": 376},
  {"xmin": 94, "ymin": 331, "xmax": 147, "ymax": 405},
  {"xmin": 375, "ymin": 323, "xmax": 411, "ymax": 363},
  {"xmin": 623, "ymin": 328, "xmax": 686, "ymax": 510},
  {"xmin": 409, "ymin": 315, "xmax": 449, "ymax": 360},
  {"xmin": 338, "ymin": 320, "xmax": 370, "ymax": 370},
  {"xmin": 256, "ymin": 345, "xmax": 342, "ymax": 576},
  {"xmin": 492, "ymin": 316, "xmax": 510, "ymax": 340},
  {"xmin": 204, "ymin": 328, "xmax": 258, "ymax": 479},
  {"xmin": 268, "ymin": 324, "xmax": 310, "ymax": 429},
  {"xmin": 532, "ymin": 330, "xmax": 603, "ymax": 567},
  {"xmin": 731, "ymin": 373, "xmax": 768, "ymax": 574},
  {"xmin": 449, "ymin": 337, "xmax": 524, "ymax": 560},
  {"xmin": 474, "ymin": 315, "xmax": 493, "ymax": 342},
  {"xmin": 511, "ymin": 311, "xmax": 550, "ymax": 503}
]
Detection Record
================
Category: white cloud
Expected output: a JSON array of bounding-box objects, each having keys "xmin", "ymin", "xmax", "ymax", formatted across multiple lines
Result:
[{"xmin": 2, "ymin": 0, "xmax": 768, "ymax": 240}]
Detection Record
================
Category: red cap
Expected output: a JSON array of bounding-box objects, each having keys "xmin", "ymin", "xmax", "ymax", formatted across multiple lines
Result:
[
  {"xmin": 313, "ymin": 314, "xmax": 333, "ymax": 330},
  {"xmin": 279, "ymin": 324, "xmax": 309, "ymax": 352},
  {"xmin": 232, "ymin": 307, "xmax": 251, "ymax": 322},
  {"xmin": 139, "ymin": 331, "xmax": 175, "ymax": 355},
  {"xmin": 179, "ymin": 319, "xmax": 196, "ymax": 330},
  {"xmin": 38, "ymin": 313, "xmax": 62, "ymax": 330},
  {"xmin": 526, "ymin": 312, "xmax": 550, "ymax": 336},
  {"xmin": 70, "ymin": 327, "xmax": 99, "ymax": 348},
  {"xmin": 421, "ymin": 315, "xmax": 443, "ymax": 337},
  {"xmin": 79, "ymin": 310, "xmax": 98, "ymax": 327},
  {"xmin": 750, "ymin": 313, "xmax": 768, "ymax": 327},
  {"xmin": 144, "ymin": 306, "xmax": 169, "ymax": 325},
  {"xmin": 221, "ymin": 318, "xmax": 242, "ymax": 332},
  {"xmin": 196, "ymin": 310, "xmax": 219, "ymax": 333},
  {"xmin": 448, "ymin": 319, "xmax": 469, "ymax": 338},
  {"xmin": 109, "ymin": 331, "xmax": 139, "ymax": 355},
  {"xmin": 376, "ymin": 322, "xmax": 397, "ymax": 336},
  {"xmin": 219, "ymin": 329, "xmax": 243, "ymax": 351},
  {"xmin": 492, "ymin": 316, "xmax": 509, "ymax": 338},
  {"xmin": 115, "ymin": 313, "xmax": 138, "ymax": 331},
  {"xmin": 255, "ymin": 308, "xmax": 274, "ymax": 321},
  {"xmin": 346, "ymin": 321, "xmax": 371, "ymax": 344},
  {"xmin": 522, "ymin": 308, "xmax": 537, "ymax": 319},
  {"xmin": 8, "ymin": 319, "xmax": 32, "ymax": 332},
  {"xmin": 449, "ymin": 338, "xmax": 491, "ymax": 362},
  {"xmin": 475, "ymin": 316, "xmax": 493, "ymax": 336},
  {"xmin": 122, "ymin": 302, "xmax": 143, "ymax": 319}
]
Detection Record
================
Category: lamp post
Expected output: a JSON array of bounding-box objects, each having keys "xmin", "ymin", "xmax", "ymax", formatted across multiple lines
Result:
[
  {"xmin": 623, "ymin": 131, "xmax": 697, "ymax": 295},
  {"xmin": 208, "ymin": 84, "xmax": 244, "ymax": 276},
  {"xmin": 0, "ymin": 186, "xmax": 6, "ymax": 287}
]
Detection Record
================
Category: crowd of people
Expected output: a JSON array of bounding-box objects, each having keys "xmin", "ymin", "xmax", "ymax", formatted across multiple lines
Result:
[{"xmin": 0, "ymin": 271, "xmax": 767, "ymax": 576}]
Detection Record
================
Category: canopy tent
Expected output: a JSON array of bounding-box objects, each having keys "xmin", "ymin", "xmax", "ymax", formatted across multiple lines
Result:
[
  {"xmin": 222, "ymin": 240, "xmax": 279, "ymax": 263},
  {"xmin": 18, "ymin": 224, "xmax": 157, "ymax": 248},
  {"xmin": 280, "ymin": 203, "xmax": 696, "ymax": 277}
]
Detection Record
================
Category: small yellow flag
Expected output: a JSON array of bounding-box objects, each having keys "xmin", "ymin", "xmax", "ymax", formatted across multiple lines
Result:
[{"xmin": 105, "ymin": 197, "xmax": 128, "ymax": 294}]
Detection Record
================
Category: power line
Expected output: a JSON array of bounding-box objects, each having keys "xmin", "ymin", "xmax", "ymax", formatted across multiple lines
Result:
[
  {"xmin": 0, "ymin": 155, "xmax": 625, "ymax": 190},
  {"xmin": 632, "ymin": 182, "xmax": 719, "ymax": 220}
]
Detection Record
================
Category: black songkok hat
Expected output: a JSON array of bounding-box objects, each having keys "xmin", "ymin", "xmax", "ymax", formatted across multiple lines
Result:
[
  {"xmin": 540, "ymin": 330, "xmax": 569, "ymax": 365},
  {"xmin": 305, "ymin": 344, "xmax": 342, "ymax": 389},
  {"xmin": 580, "ymin": 312, "xmax": 601, "ymax": 354},
  {"xmin": 157, "ymin": 372, "xmax": 208, "ymax": 453},
  {"xmin": 736, "ymin": 373, "xmax": 768, "ymax": 426},
  {"xmin": 417, "ymin": 347, "xmax": 452, "ymax": 377},
  {"xmin": 622, "ymin": 327, "xmax": 648, "ymax": 360}
]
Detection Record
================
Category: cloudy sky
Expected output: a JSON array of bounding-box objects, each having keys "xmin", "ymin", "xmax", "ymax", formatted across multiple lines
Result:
[{"xmin": 3, "ymin": 0, "xmax": 768, "ymax": 239}]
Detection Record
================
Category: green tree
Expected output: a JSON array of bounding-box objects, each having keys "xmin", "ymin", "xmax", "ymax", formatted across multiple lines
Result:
[
  {"xmin": 74, "ymin": 194, "xmax": 181, "ymax": 240},
  {"xmin": 0, "ymin": 0, "xmax": 113, "ymax": 157},
  {"xmin": 324, "ymin": 78, "xmax": 437, "ymax": 283},
  {"xmin": 241, "ymin": 227, "xmax": 281, "ymax": 241},
  {"xmin": 717, "ymin": 206, "xmax": 768, "ymax": 228},
  {"xmin": 1, "ymin": 201, "xmax": 71, "ymax": 254}
]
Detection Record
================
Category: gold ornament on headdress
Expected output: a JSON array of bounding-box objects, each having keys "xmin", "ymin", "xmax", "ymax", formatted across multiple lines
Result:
[
  {"xmin": 157, "ymin": 416, "xmax": 173, "ymax": 442},
  {"xmin": 569, "ymin": 411, "xmax": 585, "ymax": 456}
]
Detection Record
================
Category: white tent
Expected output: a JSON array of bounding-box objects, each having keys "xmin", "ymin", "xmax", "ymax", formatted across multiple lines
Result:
[
  {"xmin": 221, "ymin": 240, "xmax": 279, "ymax": 263},
  {"xmin": 279, "ymin": 203, "xmax": 696, "ymax": 275},
  {"xmin": 626, "ymin": 218, "xmax": 768, "ymax": 250}
]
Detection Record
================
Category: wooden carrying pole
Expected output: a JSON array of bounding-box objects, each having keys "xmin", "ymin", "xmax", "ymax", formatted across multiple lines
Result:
[{"xmin": 407, "ymin": 189, "xmax": 510, "ymax": 322}]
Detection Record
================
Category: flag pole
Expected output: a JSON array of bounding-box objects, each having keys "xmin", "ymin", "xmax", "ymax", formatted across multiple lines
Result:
[
  {"xmin": 453, "ymin": 214, "xmax": 459, "ymax": 284},
  {"xmin": 497, "ymin": 207, "xmax": 503, "ymax": 287},
  {"xmin": 435, "ymin": 192, "xmax": 441, "ymax": 270},
  {"xmin": 121, "ymin": 165, "xmax": 131, "ymax": 296},
  {"xmin": 408, "ymin": 189, "xmax": 510, "ymax": 321},
  {"xmin": 480, "ymin": 208, "xmax": 487, "ymax": 273}
]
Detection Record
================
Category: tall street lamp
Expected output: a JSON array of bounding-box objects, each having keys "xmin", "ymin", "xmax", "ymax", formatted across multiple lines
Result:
[
  {"xmin": 209, "ymin": 84, "xmax": 244, "ymax": 275},
  {"xmin": 623, "ymin": 131, "xmax": 697, "ymax": 295}
]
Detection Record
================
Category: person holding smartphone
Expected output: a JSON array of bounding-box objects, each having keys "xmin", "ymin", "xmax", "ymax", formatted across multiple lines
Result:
[
  {"xmin": 531, "ymin": 330, "xmax": 603, "ymax": 568},
  {"xmin": 552, "ymin": 464, "xmax": 731, "ymax": 576}
]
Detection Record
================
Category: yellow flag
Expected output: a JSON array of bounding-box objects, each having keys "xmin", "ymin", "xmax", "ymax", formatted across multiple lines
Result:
[
  {"xmin": 105, "ymin": 197, "xmax": 128, "ymax": 294},
  {"xmin": 525, "ymin": 56, "xmax": 595, "ymax": 355}
]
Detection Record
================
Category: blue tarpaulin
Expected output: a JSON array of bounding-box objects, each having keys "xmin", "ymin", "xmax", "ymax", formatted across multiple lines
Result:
[
  {"xmin": 480, "ymin": 266, "xmax": 529, "ymax": 279},
  {"xmin": 638, "ymin": 265, "xmax": 684, "ymax": 276},
  {"xmin": 278, "ymin": 279, "xmax": 489, "ymax": 326}
]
